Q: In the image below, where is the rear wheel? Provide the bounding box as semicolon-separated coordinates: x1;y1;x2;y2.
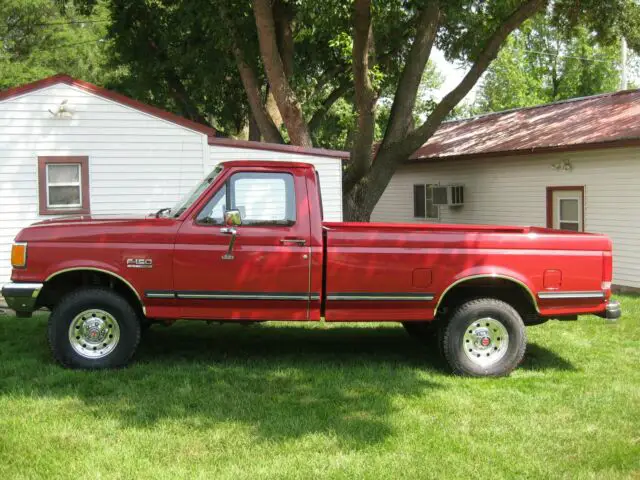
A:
442;298;526;377
48;288;141;369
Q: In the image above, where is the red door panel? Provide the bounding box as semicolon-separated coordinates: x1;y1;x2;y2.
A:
172;168;313;321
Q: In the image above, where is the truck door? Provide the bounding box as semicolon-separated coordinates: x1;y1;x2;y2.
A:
172;167;313;321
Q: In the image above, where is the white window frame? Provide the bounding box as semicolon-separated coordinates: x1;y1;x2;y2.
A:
46;163;83;209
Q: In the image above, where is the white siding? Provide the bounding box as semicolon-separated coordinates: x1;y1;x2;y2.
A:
0;83;206;286
372;147;640;289
208;145;343;222
0;81;344;287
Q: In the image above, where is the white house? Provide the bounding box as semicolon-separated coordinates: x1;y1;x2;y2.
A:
372;90;640;290
0;74;346;287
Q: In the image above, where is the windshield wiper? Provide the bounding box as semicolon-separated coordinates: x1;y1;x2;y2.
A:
172;207;187;218
154;207;171;218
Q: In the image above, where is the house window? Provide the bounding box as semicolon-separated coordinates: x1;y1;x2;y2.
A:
413;184;439;219
546;186;584;232
38;156;90;215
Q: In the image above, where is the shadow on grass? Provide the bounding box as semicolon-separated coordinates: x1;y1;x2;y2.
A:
520;342;577;372
0;316;443;447
0;315;575;447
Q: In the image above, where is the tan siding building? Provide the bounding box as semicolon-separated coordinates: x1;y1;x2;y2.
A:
372;91;640;290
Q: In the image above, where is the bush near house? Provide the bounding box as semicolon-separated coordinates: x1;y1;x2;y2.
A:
0;296;638;479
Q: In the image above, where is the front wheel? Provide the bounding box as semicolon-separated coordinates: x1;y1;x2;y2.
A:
442;298;526;377
48;288;141;369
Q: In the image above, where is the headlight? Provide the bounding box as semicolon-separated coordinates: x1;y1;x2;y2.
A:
11;242;27;268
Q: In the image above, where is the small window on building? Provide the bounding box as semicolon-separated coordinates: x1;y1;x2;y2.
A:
413;184;439;219
559;198;580;231
38;157;90;215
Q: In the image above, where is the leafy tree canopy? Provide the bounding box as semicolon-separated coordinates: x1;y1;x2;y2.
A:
476;12;634;113
3;0;640;220
0;0;112;89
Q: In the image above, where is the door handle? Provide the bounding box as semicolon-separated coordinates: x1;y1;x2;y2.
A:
280;238;306;246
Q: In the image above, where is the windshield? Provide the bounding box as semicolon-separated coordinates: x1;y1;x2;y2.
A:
169;165;224;218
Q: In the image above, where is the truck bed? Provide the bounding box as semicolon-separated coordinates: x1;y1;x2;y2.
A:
322;222;611;321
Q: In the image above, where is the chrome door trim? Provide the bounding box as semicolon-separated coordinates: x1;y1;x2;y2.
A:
538;291;605;300
327;293;435;301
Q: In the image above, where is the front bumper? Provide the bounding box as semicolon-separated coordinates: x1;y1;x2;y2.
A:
1;282;43;317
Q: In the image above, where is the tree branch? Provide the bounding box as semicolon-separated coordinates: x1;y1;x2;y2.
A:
382;1;440;146
164;70;212;127
388;0;547;162
344;0;377;194
253;0;312;146
147;39;211;127
308;81;351;134
273;0;294;79
233;45;284;144
343;0;547;219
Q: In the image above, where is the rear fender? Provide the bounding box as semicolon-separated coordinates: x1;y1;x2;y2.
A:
436;266;539;314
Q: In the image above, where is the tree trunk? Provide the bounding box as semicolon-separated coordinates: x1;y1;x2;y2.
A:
233;45;284;144
343;0;547;221
248;113;261;141
253;0;313;147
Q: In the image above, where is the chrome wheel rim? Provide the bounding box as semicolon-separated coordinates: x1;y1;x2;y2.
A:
68;309;120;359
462;317;509;367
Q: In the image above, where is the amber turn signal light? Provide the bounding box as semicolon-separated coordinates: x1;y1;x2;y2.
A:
11;243;27;268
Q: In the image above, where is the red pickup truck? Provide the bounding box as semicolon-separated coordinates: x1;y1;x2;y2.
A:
3;161;620;376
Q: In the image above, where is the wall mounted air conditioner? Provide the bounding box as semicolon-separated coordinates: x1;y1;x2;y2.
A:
433;185;464;206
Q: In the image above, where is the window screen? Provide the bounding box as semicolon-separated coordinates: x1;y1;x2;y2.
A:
47;164;82;208
559;198;580;231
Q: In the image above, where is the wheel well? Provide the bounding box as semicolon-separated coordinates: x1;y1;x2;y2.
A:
437;277;538;322
38;270;144;317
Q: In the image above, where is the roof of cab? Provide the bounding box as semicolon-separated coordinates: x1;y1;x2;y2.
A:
219;160;317;169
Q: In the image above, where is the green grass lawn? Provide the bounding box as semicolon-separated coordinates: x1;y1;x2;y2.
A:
1;297;639;479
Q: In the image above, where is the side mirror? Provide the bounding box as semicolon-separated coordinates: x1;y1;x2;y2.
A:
224;209;242;227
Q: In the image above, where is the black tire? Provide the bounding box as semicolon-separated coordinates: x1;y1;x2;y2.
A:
48;287;141;369
442;298;526;377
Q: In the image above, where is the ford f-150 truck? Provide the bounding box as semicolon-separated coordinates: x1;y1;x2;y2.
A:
2;161;621;376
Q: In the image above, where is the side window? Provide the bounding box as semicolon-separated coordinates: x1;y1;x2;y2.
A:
196;185;227;224
196;172;295;226
230;172;295;225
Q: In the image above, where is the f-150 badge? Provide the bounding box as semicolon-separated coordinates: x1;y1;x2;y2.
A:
126;258;153;269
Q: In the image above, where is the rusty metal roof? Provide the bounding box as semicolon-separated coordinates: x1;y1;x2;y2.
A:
412;89;640;160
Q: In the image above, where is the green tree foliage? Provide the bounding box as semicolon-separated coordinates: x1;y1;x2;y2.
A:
478;14;625;112
0;0;112;89
4;1;640;220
